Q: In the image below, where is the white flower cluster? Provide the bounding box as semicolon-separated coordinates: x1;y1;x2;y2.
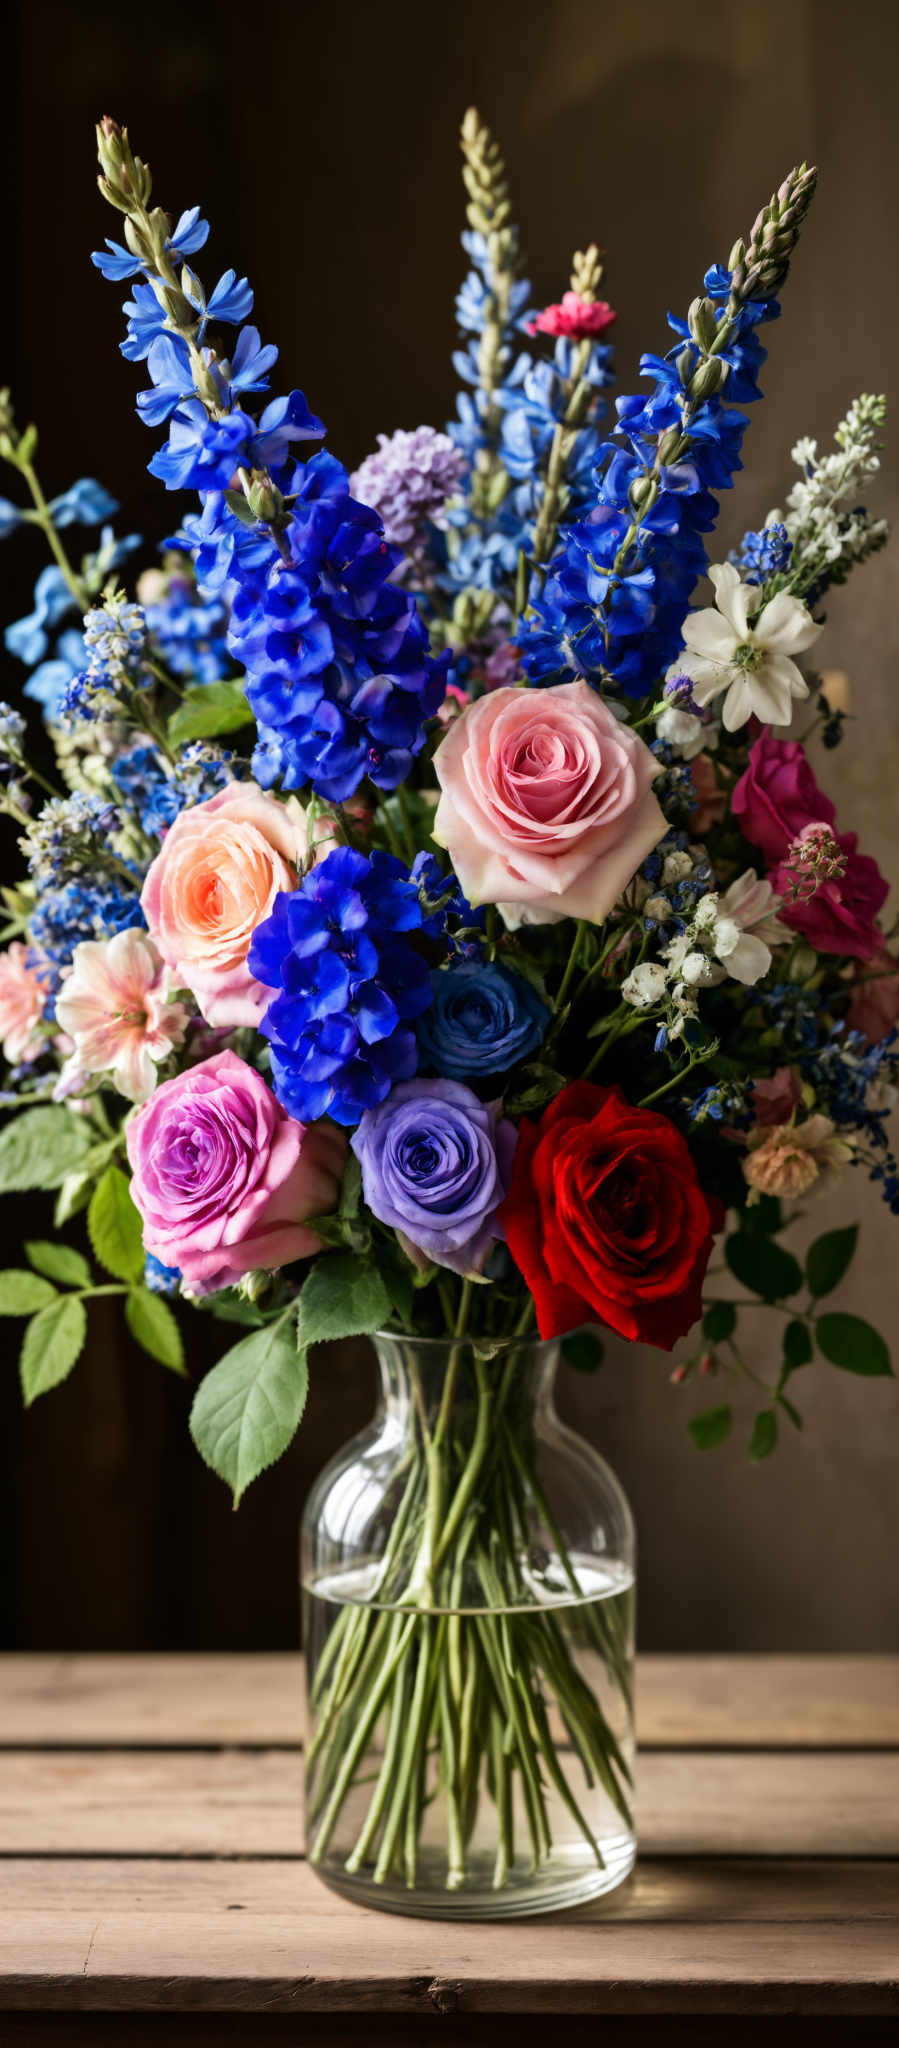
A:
771;393;890;586
622;870;789;1036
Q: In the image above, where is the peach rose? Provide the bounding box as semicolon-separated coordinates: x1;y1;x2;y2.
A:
743;1115;853;1200
432;681;666;924
0;944;47;1063
141;784;307;1027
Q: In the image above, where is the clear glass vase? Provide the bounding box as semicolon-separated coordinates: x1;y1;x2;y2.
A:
301;1329;636;1919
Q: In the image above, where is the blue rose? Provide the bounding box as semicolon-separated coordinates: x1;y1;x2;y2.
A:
416;961;549;1083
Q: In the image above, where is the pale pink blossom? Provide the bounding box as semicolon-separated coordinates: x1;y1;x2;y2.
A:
847;941;899;1047
55;930;190;1103
690;752;728;835
0;944;47;1063
743;1115;854;1200
432;680;666;926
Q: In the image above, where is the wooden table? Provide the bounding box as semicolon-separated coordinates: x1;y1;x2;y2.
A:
0;1654;897;2043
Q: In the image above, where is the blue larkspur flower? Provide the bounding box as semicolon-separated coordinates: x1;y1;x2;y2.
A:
145;1255;181;1295
247;847;436;1125
416;961;549;1083
518;254;794;698
729;520;793;584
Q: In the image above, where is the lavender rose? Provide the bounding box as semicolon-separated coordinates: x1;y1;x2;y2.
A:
126;1049;346;1295
350;1078;516;1276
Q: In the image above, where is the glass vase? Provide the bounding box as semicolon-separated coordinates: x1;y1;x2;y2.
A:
301;1328;636;1919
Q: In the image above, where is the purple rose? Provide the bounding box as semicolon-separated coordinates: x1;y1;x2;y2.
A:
351;1078;516;1276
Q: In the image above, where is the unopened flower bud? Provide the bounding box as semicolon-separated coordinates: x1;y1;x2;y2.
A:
699;1352;716;1375
670;1363;687;1385
688;359;727;404
687;296;720;352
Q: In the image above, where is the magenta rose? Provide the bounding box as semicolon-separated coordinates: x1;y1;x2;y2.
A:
432;680;666;924
733;734;887;961
125;1050;346;1294
732;732;836;862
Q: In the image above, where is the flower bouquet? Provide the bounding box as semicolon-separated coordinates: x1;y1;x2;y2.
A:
0;110;894;1916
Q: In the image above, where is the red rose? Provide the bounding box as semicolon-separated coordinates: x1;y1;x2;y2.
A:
500;1081;721;1349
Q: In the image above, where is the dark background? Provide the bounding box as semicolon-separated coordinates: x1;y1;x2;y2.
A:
2;0;897;1652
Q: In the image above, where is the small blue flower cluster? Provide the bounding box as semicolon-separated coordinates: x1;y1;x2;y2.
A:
729;520;793;584
145;1254;181;1296
3;488;141;720
142;567;231;685
229;453;448;802
518;263;783;697
761;984;899;1209
247;846;437;1125
111;738;243;839
29;876;145;1002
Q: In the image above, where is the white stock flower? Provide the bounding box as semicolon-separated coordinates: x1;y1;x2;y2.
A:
670;562;822;732
621;961;668;1009
655;705;706;759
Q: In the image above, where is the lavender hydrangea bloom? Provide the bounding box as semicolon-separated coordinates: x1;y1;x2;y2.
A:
351;1077;517;1276
351;427;465;553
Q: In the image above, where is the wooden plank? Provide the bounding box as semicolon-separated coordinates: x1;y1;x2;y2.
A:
0;1855;896;1925
0;1908;896;2016
0;1657;303;1749
1;1749;898;1858
2;1655;897;1751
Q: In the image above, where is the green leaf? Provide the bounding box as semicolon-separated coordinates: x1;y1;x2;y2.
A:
0;1106;94;1193
381;1260;414;1328
25;1241;91;1288
815;1313;893;1378
740;1194;783;1237
189;1321;308;1504
125;1288;185;1375
805;1224;859;1300
748;1409;778;1462
688;1404;733;1451
88;1167;145;1284
54;1169;96;1229
702;1300;736;1343
167;678;254;748
778;1394;803;1430
561;1329;605;1373
725;1233;802;1302
0;1270;59;1315
296;1252;392;1351
782;1319;814;1373
338;1154;363;1221
19;1296;87;1405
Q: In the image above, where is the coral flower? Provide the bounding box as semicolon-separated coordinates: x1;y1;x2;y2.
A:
527;293;617;342
55;930;189;1103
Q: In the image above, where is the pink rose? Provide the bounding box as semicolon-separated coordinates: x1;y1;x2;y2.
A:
732;733;835;863
126;1050;346;1294
733;734;887;961
847;942;899;1046
750;1066;802;1126
0;944;47;1063
432;681;666;924
141;783;307;1027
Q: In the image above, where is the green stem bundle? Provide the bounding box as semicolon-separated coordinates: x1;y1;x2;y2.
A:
305;1358;633;1896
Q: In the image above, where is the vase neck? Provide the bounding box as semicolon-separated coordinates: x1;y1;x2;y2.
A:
372;1330;560;1436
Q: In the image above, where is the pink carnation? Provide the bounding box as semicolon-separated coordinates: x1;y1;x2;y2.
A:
141;783;307;1028
527;293;617;342
126;1050;346;1295
432;681;666;925
0;944;46;1064
733;733;887;960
